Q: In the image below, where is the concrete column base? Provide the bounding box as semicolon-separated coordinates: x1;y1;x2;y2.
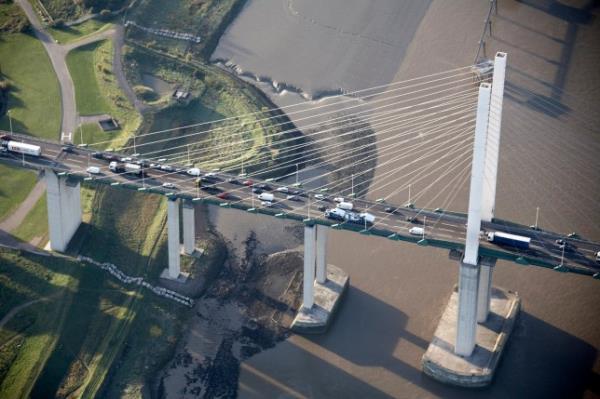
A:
422;285;520;388
160;268;189;283
291;264;349;334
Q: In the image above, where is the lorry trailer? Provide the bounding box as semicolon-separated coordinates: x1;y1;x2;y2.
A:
3;140;42;157
486;231;531;250
109;161;142;176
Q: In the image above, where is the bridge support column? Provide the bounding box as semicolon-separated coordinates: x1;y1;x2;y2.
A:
302;225;316;309
166;198;181;279
481;52;507;222
456;82;491;356
45;169;81;252
315;224;328;284
182;200;195;255
476;258;496;323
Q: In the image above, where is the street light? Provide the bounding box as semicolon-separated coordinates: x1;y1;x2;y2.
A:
7;110;12;134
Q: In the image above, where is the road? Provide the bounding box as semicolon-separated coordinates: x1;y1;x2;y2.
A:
1;133;599;277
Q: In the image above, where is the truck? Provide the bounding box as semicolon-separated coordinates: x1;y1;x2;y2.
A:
109;161;142;176
258;192;274;202
359;212;375;225
5;141;42;157
325;207;346;221
486;232;531;250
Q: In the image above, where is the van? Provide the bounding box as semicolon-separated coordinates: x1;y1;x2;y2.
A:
337;201;353;210
86;166;101;175
333;197;344;203
258;193;274;202
409;227;424;236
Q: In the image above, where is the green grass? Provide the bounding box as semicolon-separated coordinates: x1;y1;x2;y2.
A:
12;194;47;244
73;122;115;148
67;39;141;149
0;163;37;222
66;40;111;116
0;33;61;140
49;19;112;44
0;2;30;33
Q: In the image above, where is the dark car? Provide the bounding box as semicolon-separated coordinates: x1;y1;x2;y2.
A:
61;144;74;153
317;205;327;212
555;239;576;252
92;152;104;159
258;183;272;191
243;180;254;186
227;178;241;185
406;216;421;224
252;188;262;194
384;207;398;214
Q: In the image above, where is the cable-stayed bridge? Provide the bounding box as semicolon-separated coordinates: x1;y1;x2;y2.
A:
1;51;599;385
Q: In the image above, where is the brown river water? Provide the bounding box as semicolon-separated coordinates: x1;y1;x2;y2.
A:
205;1;600;397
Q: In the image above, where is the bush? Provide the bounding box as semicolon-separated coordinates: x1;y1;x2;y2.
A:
49;18;65;28
0;79;11;92
98;9;111;20
133;85;159;102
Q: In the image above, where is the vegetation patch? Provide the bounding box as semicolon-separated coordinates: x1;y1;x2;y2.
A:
0;163;37;222
49;18;112;44
67;39;141;148
0;33;61;139
38;0;126;22
11;193;47;245
0;1;30;33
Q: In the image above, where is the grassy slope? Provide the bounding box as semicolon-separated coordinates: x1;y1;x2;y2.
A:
11;194;47;244
67;40;111;115
67;39;141;149
0;33;61;139
49;19;111;44
0;163;37;222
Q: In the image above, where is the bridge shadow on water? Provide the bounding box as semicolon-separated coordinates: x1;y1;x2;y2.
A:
241;285;598;398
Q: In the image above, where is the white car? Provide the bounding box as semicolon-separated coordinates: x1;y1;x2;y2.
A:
187;168;201;176
409;227;424;236
157;158;167;163
162;182;177;189
276;186;289;193
333;197;344;203
204;172;217;178
86;166;101;174
314;194;326;200
160;165;174;172
261;201;273;207
121;157;132;162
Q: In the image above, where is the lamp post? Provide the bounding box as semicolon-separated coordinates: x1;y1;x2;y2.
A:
7;110;12;134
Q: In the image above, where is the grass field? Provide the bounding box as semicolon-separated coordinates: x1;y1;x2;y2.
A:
11;194;47;244
49;19;112;44
0;163;37;222
0;33;61;140
67;39;141;149
66;40;111;115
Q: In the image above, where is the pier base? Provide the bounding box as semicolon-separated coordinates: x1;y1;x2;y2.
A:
291;264;348;334
422;285;520;387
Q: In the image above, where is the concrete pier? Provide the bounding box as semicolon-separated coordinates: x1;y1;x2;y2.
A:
302;225;316;309
165;198;181;279
45;169;81;252
422;285;520;387
315;224;328;284
477;258;496;323
291;264;349;334
182;200;195;255
456;262;480;355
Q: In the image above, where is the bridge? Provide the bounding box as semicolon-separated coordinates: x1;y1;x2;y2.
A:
1;52;599;386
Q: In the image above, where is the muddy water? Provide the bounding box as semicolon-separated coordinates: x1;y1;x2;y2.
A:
219;1;600;398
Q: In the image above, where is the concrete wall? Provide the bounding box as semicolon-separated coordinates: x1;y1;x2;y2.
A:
46;170;82;252
167;198;181;279
182;201;195;255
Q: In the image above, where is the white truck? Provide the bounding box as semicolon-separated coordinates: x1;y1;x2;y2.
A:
109;161;142;176
6;141;42;157
187;168;201;176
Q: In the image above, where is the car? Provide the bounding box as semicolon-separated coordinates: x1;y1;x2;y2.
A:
61;144;74;153
596;251;600;262
86;166;101;174
317;205;327;212
92;152;103;159
406;216;421;224
258;183;272;191
314;194;326;201
555;239;576;252
434;207;444;213
276;186;289;193
121;157;133;162
261;201;273;207
157;158;167;163
160;165;174;172
187;168;201;176
162;182;177;189
286;195;301;201
252;187;262;194
243;180;254;186
384;207;397;214
227;178;241;185
333;197;344;203
217;192;230;200
567;232;580;239
409;227;425;236
204;172;218;178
